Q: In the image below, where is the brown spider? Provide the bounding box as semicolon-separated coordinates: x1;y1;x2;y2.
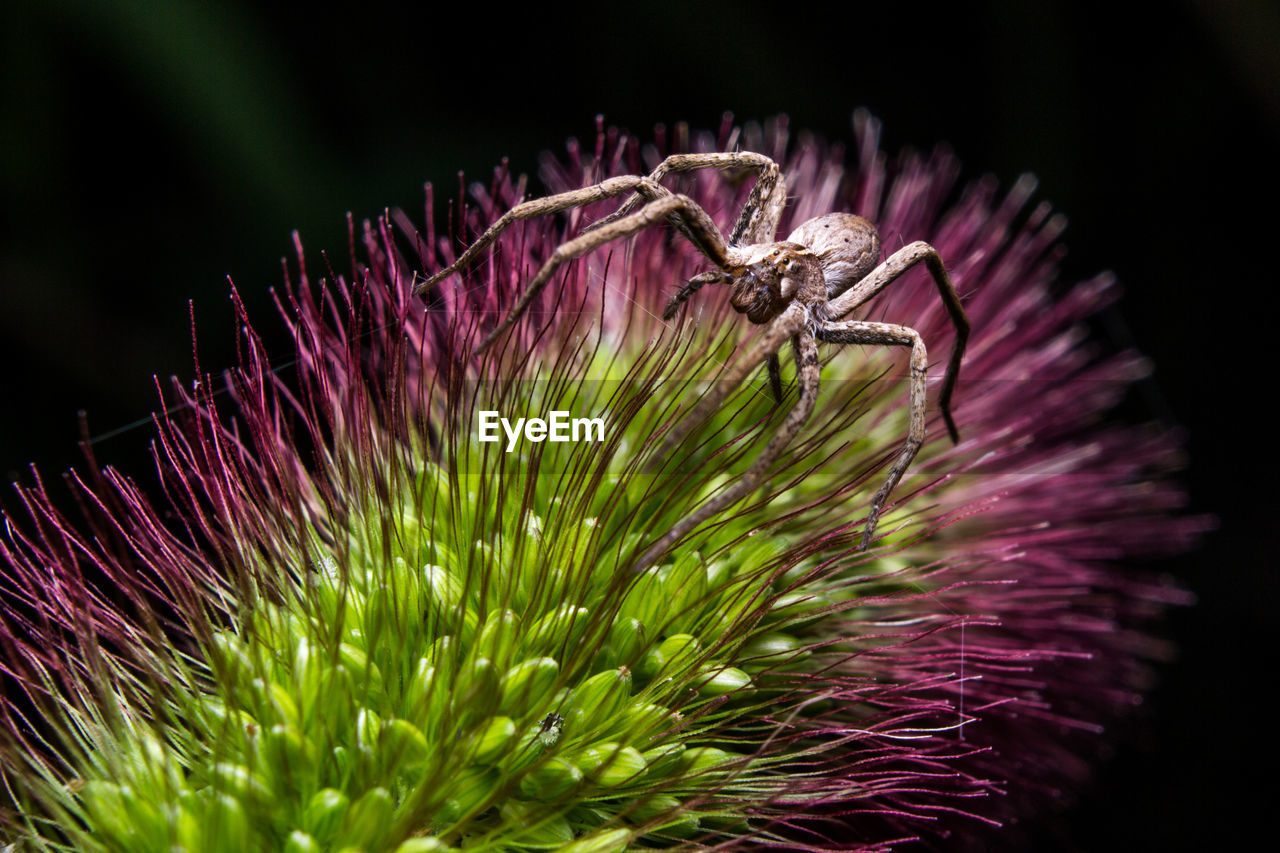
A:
419;152;969;573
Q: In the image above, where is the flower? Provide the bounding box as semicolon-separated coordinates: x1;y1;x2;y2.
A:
0;113;1205;851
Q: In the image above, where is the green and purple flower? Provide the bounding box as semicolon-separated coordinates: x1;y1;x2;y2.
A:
0;114;1205;851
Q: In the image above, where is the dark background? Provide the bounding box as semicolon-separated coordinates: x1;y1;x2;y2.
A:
2;0;1274;849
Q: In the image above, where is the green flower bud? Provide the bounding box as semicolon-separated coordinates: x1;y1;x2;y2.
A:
212;761;273;809
436;767;498;824
338;643;384;695
618;568;665;628
618;702;678;741
468;715;517;765
421;564;468;632
660;550;709;633
380;718;430;773
639;742;684;768
302;788;349;843
571;743;647;788
498;799;574;847
425;634;457;677
605;617;646;668
284;829;321;853
772;590;835;622
78;781;138;847
525;606;589;653
556;827;632;853
292;637;324;728
499;656;560;714
628;794;681;822
403;658;443;724
635;645;665;682
392;837;453;853
261;724;317;795
330;746;353;789
251;677;301;728
653;633;700;679
679;747;738;778
565;667;631;735
210;631;257;688
365;584;414;675
697;665;751;696
455;656;500;723
740;631;803;662
206;791;250;852
356;707;384;751
124;730;182;793
518;756;583;800
338;786;393;850
475;608;519;664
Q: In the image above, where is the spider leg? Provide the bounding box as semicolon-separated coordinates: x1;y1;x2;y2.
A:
630;326;820;574
475;193;732;354
766;353;784;403
827;242;969;443
661;268;788;404
588;152;787;245
419;175;669;292
649;301;808;468
815;319;929;549
645;297;803;484
662;270;731;321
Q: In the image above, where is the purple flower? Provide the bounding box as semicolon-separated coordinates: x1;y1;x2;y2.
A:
0;113;1206;851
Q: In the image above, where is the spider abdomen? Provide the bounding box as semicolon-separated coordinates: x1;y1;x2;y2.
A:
787;213;881;298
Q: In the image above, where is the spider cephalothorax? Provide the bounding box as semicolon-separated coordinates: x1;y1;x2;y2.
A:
727;243;824;324
420;150;969;573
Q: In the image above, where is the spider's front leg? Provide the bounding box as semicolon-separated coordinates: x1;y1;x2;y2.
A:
474;193;732;354
815;319;929;548
419;175;671;294
632;305;811;573
588;152;787;246
661;269;787;404
662;270;731;321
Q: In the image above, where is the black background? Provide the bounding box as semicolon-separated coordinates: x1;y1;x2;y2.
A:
2;0;1274;849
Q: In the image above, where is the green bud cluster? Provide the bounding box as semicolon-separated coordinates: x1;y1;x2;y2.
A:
25;310;888;853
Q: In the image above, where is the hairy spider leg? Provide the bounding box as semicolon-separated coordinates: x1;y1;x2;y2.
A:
631;312;819;574
828;241;969;443
767;350;785;403
587;152;787;246
596;152;794;402
815;320;929;548
473;193;733;354
419;175;672;292
646;299;812;479
661;270;731;321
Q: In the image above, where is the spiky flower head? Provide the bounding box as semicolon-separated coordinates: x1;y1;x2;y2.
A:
0;113;1205;851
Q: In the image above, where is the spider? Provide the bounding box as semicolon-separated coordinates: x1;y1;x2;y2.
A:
419;151;969;574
